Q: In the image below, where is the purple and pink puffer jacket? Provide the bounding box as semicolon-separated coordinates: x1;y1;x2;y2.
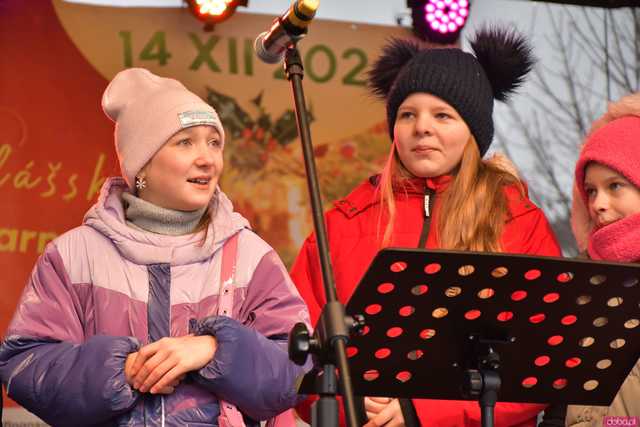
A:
0;177;311;427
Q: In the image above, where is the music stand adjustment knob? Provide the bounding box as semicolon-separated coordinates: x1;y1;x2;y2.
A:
289;322;312;366
463;369;483;398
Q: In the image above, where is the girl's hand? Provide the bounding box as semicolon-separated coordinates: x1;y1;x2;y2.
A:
363;397;406;427
129;335;217;394
125;351;183;394
125;352;137;386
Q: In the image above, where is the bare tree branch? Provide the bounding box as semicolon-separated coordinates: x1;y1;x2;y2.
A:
497;6;637;253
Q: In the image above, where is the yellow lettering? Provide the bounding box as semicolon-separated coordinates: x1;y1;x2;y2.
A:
63;174;78;201
0;144;13;187
13;160;42;189
86;153;107;201
40;162;62;198
37;232;57;253
19;229;37;253
0;173;10;187
0;228;18;252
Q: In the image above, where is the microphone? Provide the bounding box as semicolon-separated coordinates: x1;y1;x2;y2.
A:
254;0;319;64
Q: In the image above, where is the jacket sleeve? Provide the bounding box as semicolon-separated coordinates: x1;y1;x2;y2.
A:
289;234;335;424
0;243;140;427
290;231;379;426
503;193;563;257
412;400;545;427
289;233;325;325
192;249;311;421
290;236;376;426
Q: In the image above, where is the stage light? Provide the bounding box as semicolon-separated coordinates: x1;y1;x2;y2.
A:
407;0;470;44
185;0;248;30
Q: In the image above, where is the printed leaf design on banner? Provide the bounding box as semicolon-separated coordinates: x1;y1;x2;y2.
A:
271;106;315;146
205;85;389;266
206;86;314;148
205;86;315;176
205;86;252;140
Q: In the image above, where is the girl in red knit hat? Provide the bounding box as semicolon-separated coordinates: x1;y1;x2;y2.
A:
565;92;640;426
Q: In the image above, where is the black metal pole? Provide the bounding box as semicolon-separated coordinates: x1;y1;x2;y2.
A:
480;370;500;427
284;46;359;427
285;47;336;304
463;339;503;427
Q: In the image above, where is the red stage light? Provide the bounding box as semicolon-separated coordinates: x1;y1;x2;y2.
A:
186;0;248;29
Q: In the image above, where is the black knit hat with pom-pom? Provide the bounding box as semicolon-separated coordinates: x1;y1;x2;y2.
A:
368;26;535;156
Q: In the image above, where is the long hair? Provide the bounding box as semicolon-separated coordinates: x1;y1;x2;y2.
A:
377;138;522;252
194;207;212;244
194;193;220;246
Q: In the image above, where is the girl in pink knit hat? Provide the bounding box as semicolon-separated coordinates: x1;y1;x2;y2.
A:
0;68;308;427
565;91;640;426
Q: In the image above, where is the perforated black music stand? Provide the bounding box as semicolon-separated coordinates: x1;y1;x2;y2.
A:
303;248;640;427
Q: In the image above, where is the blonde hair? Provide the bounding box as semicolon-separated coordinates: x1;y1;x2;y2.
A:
195;207;212;244
195;193;221;246
377;138;522;252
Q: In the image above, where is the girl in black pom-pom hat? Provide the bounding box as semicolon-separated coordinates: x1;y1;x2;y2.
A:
290;26;563;427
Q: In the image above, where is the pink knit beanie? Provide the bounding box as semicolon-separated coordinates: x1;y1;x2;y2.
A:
102;68;224;189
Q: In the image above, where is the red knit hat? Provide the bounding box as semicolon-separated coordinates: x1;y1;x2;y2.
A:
574;116;640;206
571;115;640;251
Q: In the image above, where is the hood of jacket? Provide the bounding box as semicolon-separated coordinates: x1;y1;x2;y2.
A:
83;177;250;266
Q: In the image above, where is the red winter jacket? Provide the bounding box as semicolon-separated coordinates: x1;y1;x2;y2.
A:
290;175;562;427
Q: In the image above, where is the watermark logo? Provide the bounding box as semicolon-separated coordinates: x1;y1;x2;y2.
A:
604;416;639;426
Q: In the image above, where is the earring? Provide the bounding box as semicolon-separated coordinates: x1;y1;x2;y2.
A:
135;176;147;190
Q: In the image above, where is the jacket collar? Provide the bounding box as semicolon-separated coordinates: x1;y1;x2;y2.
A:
336;174;536;222
335;174;453;218
83;177;249;266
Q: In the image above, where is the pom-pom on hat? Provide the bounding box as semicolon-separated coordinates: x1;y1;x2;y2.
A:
368;26;535;156
102;68;225;189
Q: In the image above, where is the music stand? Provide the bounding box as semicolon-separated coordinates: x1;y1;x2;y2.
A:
302;248;640;427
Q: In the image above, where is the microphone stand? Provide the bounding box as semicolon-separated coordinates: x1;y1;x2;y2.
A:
283;45;360;427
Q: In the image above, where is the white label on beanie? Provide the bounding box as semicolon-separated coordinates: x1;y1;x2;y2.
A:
178;110;217;128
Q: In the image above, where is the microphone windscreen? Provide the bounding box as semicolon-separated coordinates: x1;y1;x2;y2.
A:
254;32;284;64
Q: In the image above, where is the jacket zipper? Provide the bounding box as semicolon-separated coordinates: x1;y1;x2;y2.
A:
161;395;166;427
417;187;435;248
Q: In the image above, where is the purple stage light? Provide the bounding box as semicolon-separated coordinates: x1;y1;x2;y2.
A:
421;0;469;35
409;0;470;44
